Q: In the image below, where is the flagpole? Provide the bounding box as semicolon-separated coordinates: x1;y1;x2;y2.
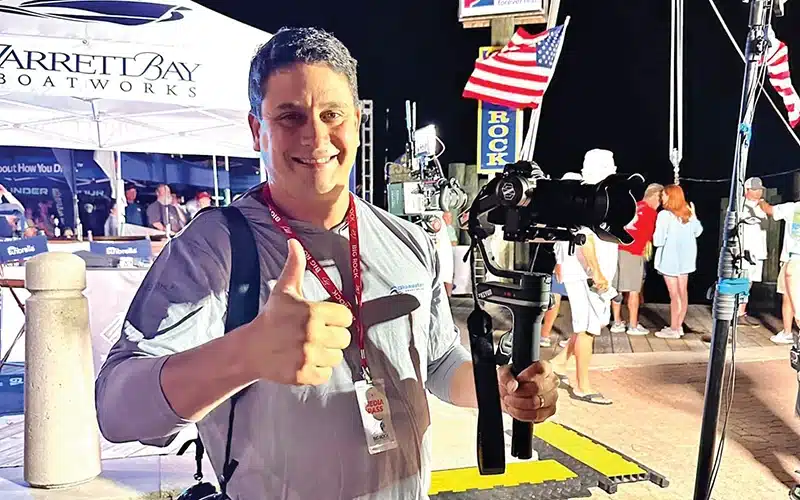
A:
520;14;570;162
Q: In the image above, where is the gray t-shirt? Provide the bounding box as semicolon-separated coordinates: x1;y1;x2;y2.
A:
146;201;186;232
95;187;471;500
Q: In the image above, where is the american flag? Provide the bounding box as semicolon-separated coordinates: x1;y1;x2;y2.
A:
766;37;800;128
462;22;568;109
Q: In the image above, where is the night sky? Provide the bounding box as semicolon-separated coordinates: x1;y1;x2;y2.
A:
198;0;800;302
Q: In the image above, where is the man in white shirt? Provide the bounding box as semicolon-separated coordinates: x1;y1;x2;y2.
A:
549;151;620;405
738;178;768;328
759;195;800;344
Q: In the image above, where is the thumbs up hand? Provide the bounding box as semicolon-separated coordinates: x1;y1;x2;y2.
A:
242;239;353;386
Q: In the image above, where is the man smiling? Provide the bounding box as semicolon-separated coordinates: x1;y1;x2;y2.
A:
95;27;559;499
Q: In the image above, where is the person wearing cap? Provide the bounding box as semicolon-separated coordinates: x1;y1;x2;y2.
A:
758;193;800;344
737;177;769;329
185;191;213;220
549;155;619;406
124;183;146;227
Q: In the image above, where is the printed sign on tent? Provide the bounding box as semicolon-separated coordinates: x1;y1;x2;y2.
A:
89;239;152;259
0;235;48;263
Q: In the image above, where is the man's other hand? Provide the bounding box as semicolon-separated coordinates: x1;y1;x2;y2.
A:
498;361;558;423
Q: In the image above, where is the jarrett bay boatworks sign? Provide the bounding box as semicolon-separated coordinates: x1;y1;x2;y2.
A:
0;39;201;104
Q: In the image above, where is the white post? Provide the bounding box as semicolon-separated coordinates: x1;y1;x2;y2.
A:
224;156;232;205
259;155;267;183
23;253;100;488
211;155;220;207
115;151;125;235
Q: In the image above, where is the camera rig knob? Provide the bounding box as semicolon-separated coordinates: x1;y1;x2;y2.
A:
496;176;533;207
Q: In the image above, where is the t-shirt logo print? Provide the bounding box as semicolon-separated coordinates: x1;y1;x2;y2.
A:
389;283;426;295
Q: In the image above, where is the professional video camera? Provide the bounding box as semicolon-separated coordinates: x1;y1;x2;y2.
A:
462;159;644;475
386;101;468;233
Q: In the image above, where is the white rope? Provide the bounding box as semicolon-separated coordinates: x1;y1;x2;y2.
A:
669;0;684;185
707;0;800;150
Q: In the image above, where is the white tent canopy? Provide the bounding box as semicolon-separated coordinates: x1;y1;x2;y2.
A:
0;0;271;158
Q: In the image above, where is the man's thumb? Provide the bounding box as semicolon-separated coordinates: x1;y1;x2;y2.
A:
275;239;306;297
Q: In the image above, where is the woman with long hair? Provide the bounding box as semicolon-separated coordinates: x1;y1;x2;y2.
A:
652;184;703;339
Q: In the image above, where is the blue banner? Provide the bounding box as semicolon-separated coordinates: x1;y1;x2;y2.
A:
89;239;152;259
0;147;106;181
476;46;525;174
229;160;262;194
121;153;231;190
0;236;48;263
5;177;111;199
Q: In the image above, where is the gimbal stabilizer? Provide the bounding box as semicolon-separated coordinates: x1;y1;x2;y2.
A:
461;160;644;475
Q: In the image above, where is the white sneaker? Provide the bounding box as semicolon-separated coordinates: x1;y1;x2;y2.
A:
626;324;649;336
770;331;794;345
610;321;626;333
655;327;681;339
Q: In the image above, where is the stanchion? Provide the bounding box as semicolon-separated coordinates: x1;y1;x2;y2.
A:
23;252;100;488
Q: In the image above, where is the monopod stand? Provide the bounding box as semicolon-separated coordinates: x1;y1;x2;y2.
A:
693;0;774;498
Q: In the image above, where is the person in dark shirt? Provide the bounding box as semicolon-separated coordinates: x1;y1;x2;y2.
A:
124;183;146;227
146;184;185;234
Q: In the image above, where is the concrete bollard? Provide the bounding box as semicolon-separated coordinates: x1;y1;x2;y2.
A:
23;252;101;488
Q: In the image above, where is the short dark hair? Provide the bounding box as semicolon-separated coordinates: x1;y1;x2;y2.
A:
248;27;359;118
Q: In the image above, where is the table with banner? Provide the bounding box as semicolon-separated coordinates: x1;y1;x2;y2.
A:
0;235;157;416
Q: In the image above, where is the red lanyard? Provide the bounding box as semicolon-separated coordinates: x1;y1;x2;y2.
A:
261;187;370;382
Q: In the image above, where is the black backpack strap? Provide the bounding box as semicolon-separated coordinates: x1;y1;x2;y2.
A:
178;205;259;498
217;206;260;496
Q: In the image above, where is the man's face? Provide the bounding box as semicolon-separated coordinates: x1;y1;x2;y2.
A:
157;185;170;201
125;188;137;202
745;188;763;201
645;192;662;210
198;197;211;208
248;63;361;198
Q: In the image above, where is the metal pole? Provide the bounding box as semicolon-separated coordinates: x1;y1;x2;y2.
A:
224;156;231;206
211;155;219;207
115;151;125;235
693;1;771;498
259;155;267;183
522;0;563;159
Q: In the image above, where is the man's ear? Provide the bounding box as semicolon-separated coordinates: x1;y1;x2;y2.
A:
248;113;262;152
